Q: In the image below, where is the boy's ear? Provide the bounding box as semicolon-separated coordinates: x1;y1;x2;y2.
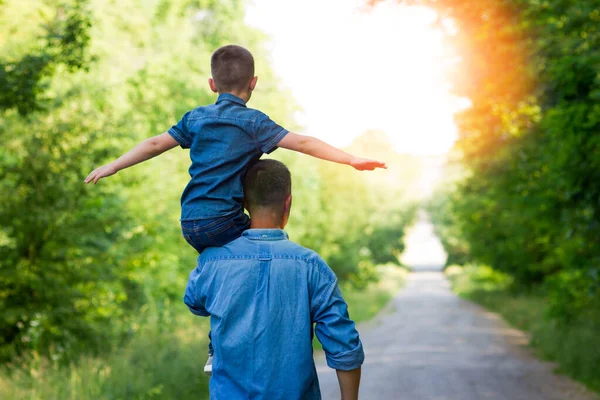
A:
249;76;258;91
208;78;218;93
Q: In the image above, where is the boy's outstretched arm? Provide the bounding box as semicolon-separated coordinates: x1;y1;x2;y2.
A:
85;132;179;184
277;132;386;171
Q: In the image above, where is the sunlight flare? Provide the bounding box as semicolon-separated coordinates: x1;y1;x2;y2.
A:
246;0;467;155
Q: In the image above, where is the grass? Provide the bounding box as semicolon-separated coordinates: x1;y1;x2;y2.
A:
341;264;407;323
446;264;600;393
0;301;211;400
0;265;407;400
313;264;407;350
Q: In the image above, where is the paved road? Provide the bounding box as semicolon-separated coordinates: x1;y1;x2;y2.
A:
315;216;597;400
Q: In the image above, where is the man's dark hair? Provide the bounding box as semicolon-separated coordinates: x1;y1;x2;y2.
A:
211;45;255;93
243;160;291;213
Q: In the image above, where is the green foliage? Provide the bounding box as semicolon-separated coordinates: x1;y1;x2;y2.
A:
412;0;600;324
0;0;91;114
427;186;471;267
0;0;299;361
0;302;211;400
340;264;407;323
408;0;600;388
0;0;415;373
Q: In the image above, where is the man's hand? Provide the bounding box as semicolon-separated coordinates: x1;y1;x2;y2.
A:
350;157;387;171
85;163;117;184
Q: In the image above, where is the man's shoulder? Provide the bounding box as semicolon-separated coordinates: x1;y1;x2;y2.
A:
199;236;329;266
253;238;320;262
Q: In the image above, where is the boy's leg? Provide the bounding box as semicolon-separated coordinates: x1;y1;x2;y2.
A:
180;212;250;376
180;212;250;252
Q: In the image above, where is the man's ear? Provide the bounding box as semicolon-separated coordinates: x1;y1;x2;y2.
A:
249;76;258;91
284;194;292;214
208;78;218;93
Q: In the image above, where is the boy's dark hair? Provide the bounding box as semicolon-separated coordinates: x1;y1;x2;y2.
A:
211;45;255;93
243;160;291;212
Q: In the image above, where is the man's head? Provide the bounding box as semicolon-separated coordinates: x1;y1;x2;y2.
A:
209;45;257;98
243;159;292;228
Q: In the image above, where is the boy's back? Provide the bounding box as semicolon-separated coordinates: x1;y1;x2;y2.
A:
168;93;288;221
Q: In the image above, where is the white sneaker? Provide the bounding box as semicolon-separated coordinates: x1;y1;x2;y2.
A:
204;355;213;376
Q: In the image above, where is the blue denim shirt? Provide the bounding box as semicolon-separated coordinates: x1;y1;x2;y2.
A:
184;229;365;400
168;94;289;221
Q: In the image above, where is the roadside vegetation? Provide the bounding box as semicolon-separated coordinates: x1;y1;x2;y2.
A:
417;0;600;392
446;265;600;392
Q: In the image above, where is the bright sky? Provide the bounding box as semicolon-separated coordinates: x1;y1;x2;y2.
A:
246;0;468;156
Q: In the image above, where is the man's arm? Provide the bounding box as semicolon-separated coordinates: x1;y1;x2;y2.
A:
337;367;361;400
277;132;386;171
84;132;179;184
183;266;210;317
311;264;364;399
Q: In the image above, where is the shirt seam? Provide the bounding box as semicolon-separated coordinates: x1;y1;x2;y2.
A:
201;254;319;262
192;265;204;307
185;115;257;123
261;128;289;153
251;112;263;152
311;272;337;315
168;127;191;148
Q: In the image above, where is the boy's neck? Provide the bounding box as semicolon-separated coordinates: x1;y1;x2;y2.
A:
220;90;251;103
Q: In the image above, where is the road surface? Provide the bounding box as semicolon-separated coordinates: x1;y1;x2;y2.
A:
315;215;597;400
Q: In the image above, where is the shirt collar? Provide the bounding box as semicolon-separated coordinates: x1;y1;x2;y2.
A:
216;93;247;106
242;229;289;241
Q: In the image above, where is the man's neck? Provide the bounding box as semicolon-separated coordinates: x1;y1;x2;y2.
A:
249;210;285;230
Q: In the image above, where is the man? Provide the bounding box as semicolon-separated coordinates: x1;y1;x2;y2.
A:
184;159;364;399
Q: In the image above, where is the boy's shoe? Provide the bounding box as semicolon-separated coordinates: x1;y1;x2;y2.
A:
204;355;213;376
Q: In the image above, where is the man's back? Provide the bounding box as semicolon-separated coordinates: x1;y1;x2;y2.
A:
184;229;364;400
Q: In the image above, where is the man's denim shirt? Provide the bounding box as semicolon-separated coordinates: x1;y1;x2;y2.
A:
168;94;288;221
184;229;365;400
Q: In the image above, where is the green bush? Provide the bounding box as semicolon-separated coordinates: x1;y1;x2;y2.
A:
419;0;600;322
0;301;210;400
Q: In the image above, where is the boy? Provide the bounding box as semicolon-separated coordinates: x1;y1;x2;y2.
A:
85;44;385;372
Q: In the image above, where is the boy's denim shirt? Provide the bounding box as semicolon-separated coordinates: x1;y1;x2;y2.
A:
184;229;365;400
168;93;289;221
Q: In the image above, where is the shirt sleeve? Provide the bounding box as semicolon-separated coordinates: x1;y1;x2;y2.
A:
311;262;365;371
253;112;289;154
168;111;193;149
183;264;210;317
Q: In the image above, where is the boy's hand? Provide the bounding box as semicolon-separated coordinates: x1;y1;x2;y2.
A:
350;157;387;171
85;164;117;184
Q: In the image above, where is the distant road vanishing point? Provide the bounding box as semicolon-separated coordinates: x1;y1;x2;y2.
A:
316;213;597;400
